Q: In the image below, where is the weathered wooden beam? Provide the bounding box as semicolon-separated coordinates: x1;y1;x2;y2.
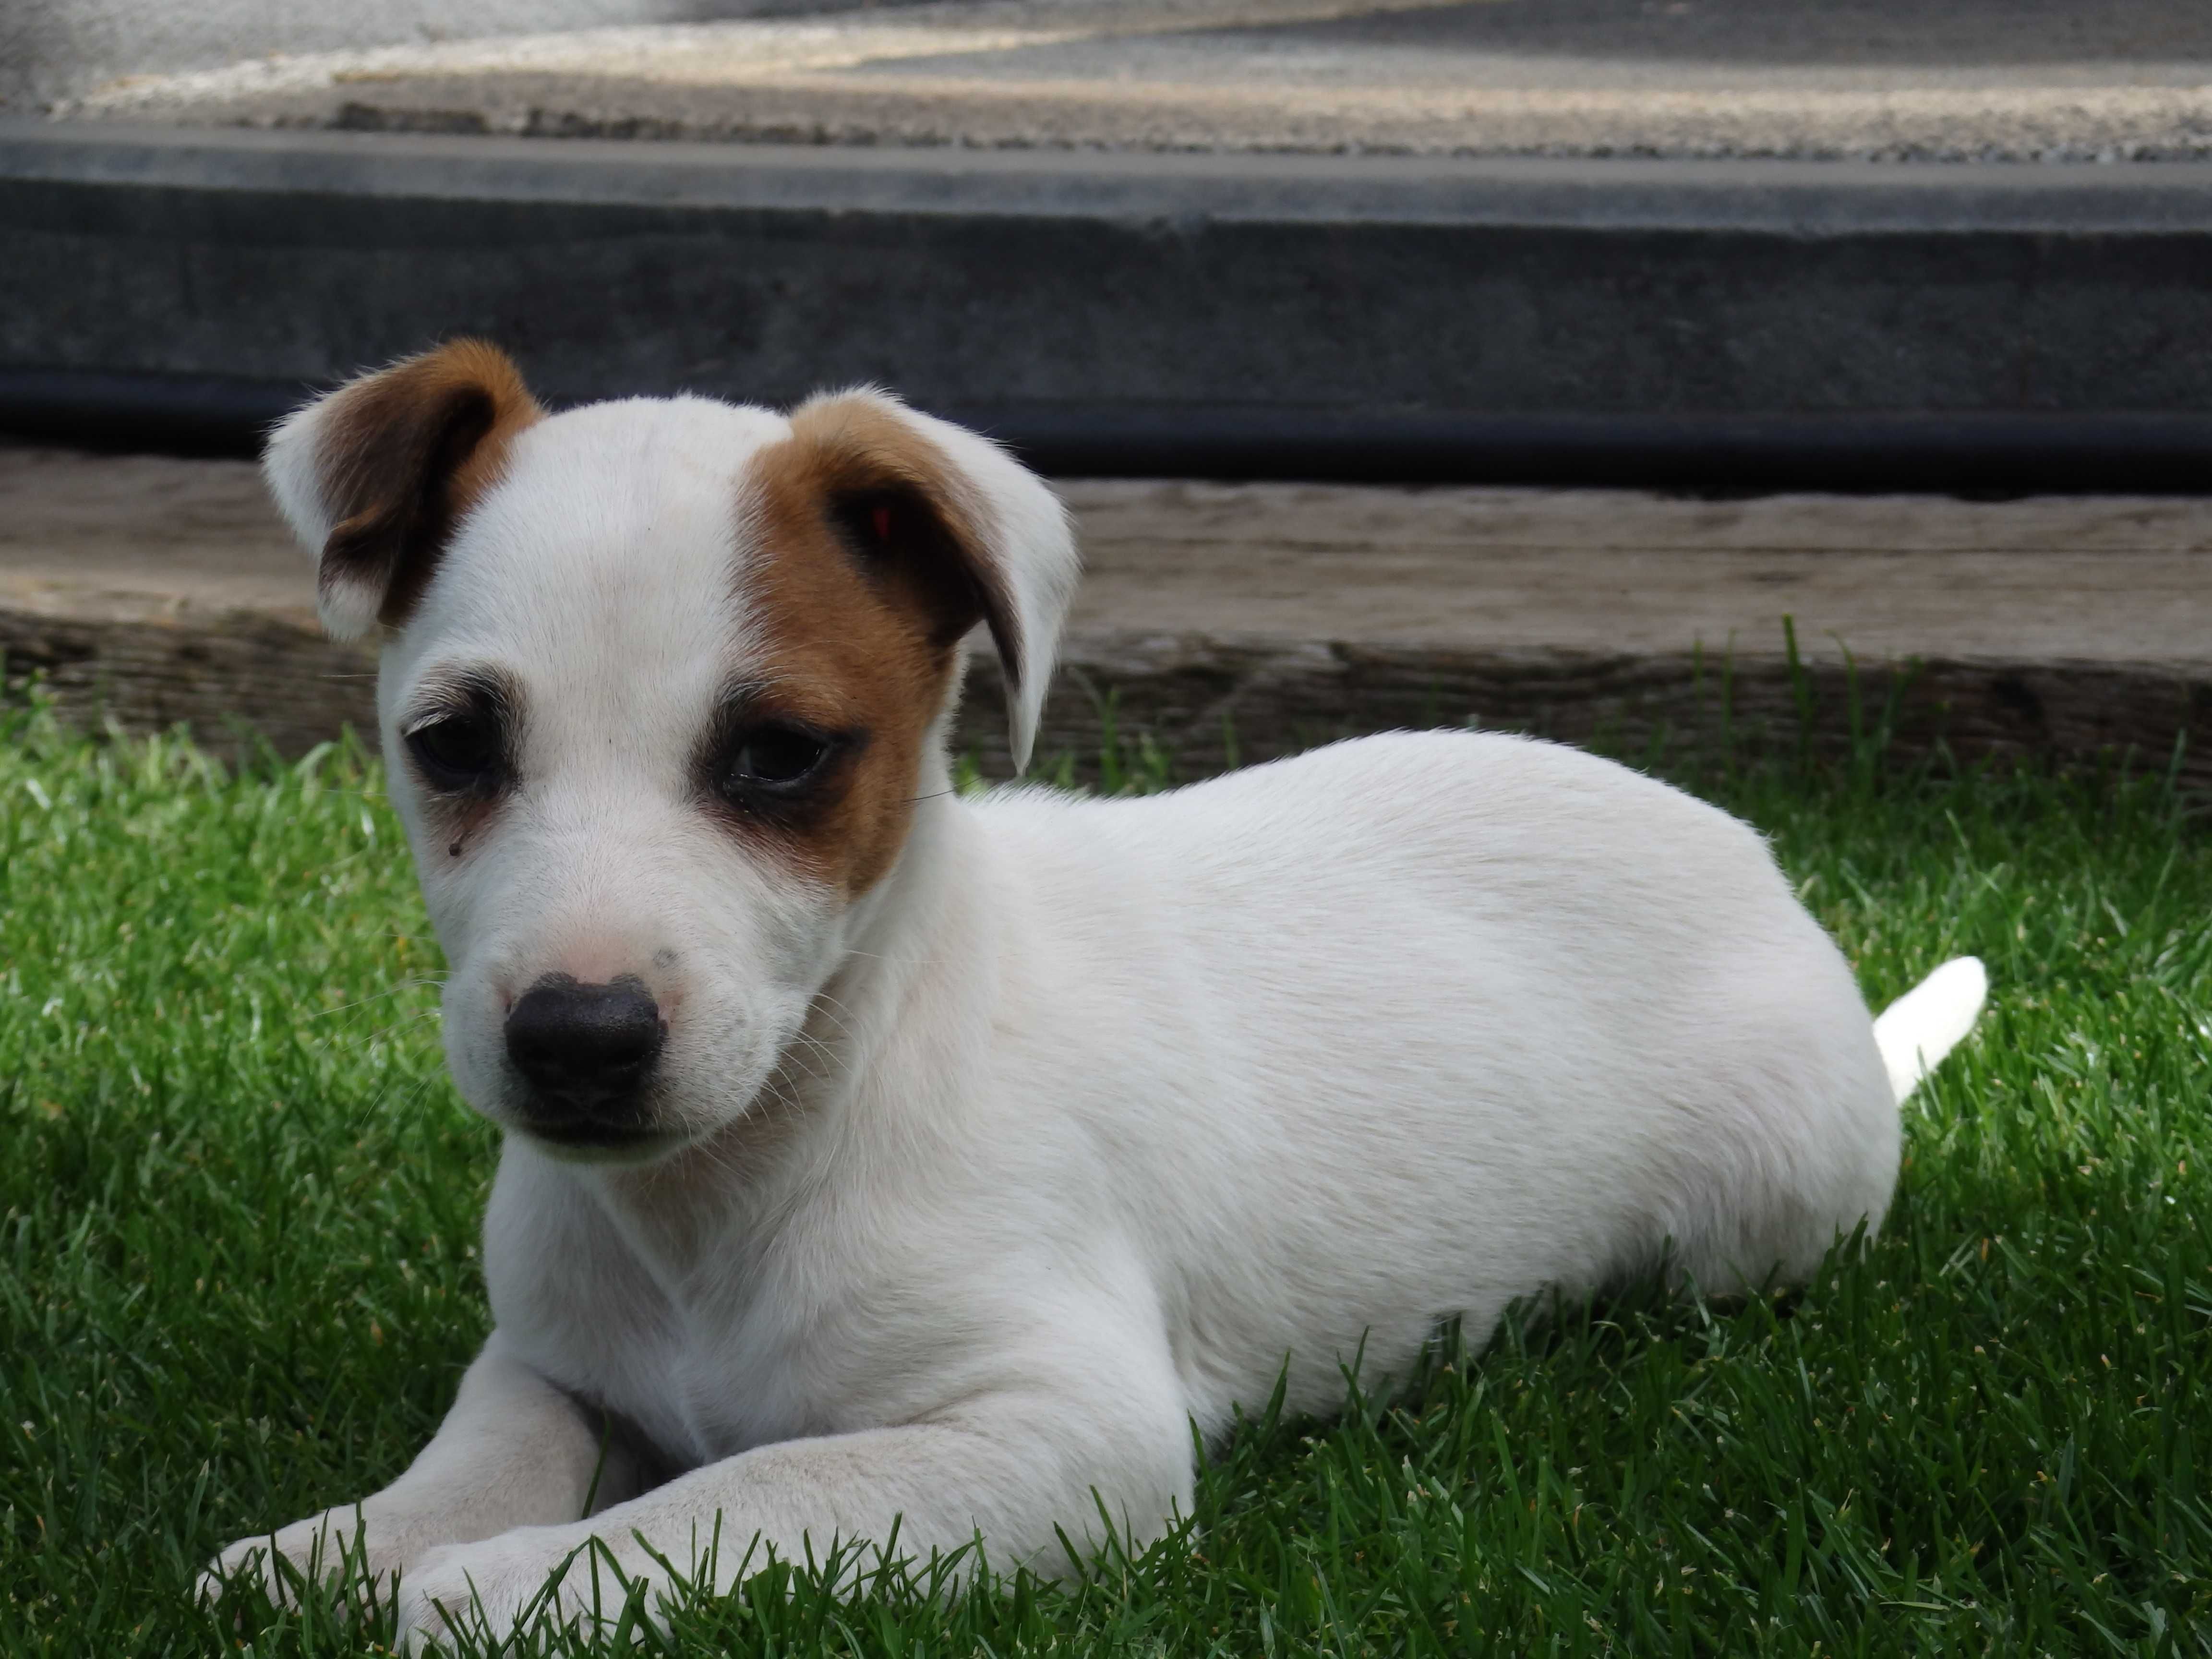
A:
6;601;2204;792
5;447;2208;783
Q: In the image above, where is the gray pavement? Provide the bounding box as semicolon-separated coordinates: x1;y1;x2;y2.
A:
3;0;890;112
42;0;2212;159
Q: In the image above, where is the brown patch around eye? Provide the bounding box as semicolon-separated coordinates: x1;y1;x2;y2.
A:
694;702;864;840
728;402;994;897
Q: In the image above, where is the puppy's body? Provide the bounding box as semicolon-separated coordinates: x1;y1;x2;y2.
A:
208;347;1983;1643
504;733;1893;1468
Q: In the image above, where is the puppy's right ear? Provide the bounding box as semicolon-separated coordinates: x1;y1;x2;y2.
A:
263;340;543;641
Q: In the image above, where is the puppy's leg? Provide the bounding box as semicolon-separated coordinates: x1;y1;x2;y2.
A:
203;1331;630;1606
393;1379;1191;1649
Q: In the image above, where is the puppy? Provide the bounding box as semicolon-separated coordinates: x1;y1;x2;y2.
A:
207;341;1986;1646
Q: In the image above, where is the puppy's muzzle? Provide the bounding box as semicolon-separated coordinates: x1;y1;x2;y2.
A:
503;973;666;1147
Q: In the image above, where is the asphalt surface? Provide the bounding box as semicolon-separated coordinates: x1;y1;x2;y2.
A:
4;0;887;111
45;0;2212;159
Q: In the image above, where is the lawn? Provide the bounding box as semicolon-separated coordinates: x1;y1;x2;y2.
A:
1;701;2207;1658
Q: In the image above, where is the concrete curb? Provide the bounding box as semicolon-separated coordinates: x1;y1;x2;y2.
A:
8;123;2212;486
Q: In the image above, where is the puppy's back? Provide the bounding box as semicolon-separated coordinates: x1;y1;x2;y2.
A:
973;732;1896;1433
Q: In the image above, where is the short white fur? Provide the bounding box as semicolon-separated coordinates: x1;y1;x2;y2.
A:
210;383;1986;1649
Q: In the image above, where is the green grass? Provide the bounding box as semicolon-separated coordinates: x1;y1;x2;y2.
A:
2;701;2209;1658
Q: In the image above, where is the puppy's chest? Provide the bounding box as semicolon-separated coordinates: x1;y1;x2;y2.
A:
487;1204;826;1471
577;1315;798;1472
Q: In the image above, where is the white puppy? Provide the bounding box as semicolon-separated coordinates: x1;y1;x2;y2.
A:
208;342;1986;1647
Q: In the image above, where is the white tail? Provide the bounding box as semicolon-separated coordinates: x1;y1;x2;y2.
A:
1872;956;1988;1102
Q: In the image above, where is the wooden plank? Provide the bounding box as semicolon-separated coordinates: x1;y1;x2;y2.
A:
4;445;2208;782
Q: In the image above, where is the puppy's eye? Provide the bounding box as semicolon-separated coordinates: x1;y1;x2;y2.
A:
725;725;831;793
406;712;503;791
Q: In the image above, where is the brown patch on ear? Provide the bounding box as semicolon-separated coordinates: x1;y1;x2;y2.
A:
787;396;1023;694
731;399;1001;897
314;339;543;630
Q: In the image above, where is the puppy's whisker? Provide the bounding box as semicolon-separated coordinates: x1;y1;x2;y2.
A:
326;1007;447;1056
835;949;947;969
808;998;859;1030
312;977;449;1020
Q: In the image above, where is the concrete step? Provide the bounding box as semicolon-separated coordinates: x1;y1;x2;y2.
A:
9;119;2212;492
5;444;2207;784
15;1;2212;487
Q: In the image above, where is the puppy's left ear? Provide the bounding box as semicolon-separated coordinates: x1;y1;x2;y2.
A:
263;340;544;641
787;391;1079;773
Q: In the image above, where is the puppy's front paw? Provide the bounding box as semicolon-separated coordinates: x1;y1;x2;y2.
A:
395;1530;659;1655
200;1506;410;1611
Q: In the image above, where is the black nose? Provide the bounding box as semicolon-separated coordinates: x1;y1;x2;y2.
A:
504;974;664;1136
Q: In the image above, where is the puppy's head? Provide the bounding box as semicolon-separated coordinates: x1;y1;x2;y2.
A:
266;342;1076;1160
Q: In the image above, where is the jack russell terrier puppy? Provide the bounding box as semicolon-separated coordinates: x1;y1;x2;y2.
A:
207;341;1986;1647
